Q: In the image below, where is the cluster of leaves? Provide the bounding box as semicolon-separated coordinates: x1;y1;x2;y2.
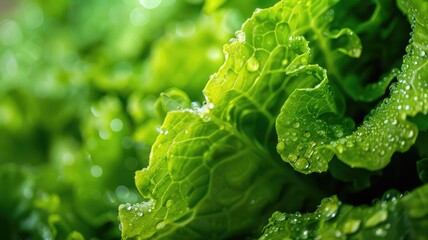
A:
1;0;276;238
1;0;427;239
117;0;428;239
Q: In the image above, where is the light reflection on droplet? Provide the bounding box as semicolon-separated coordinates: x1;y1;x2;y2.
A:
62;152;75;165
90;165;103;177
116;185;130;198
110;118;124;132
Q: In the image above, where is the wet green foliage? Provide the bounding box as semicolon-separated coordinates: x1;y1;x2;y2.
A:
1;0;427;239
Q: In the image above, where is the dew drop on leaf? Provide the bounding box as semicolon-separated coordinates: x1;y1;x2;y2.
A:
303;131;311;138
292;121;300;128
321;198;339;219
235;30;246;42
247;56;260;72
334;129;343;138
295;158;309;171
406;129;414;139
277;141;285;152
281;59;288;65
166;200;173;208
375;227;387;237
300;229;308;239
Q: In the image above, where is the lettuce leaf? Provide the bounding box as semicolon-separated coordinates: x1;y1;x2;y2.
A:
259;184;428;239
118;1;341;238
119;0;427;239
276;0;428;173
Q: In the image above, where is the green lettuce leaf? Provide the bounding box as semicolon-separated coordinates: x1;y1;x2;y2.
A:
326;0;410;102
119;0;428;238
259;184;428;239
324;0;428;169
276;0;428;173
118;1;339;238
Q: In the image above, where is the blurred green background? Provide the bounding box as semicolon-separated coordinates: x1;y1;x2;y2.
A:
0;0;276;239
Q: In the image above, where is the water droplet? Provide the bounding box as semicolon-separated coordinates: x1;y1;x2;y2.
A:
235;30;246;42
295;158;309;171
301;230;309;239
281;59;289;65
375;227;387;237
272;212;286;221
247;56;260;72
202;115;211;122
317;130;326;136
292;122;300;128
345;141;354;148
166;200;173;208
350;48;361;57
383;190;401;203
288;153;298;162
277;141;285;152
334;129;343;138
321;198;339;219
407;129;414;139
336;144;344;154
191;101;201;109
303;131;311;138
